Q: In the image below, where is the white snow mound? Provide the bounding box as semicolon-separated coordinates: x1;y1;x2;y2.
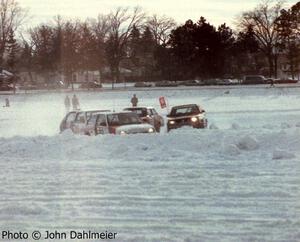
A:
237;135;259;151
231;123;241;130
209;123;219;129
281;122;292;129
223;144;241;156
272;149;296;160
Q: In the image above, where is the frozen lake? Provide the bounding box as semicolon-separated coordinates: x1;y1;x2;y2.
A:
0;86;300;241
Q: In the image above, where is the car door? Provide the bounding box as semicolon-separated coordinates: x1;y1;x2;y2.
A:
72;112;86;134
60;111;77;131
146;109;155;126
83;114;94;135
95;114;109;135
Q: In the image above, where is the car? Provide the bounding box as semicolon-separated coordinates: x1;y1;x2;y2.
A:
203;79;219;85
0;84;15;91
70;109;111;134
84;111;156;135
45;81;65;89
275;78;298;84
123;107;164;132
216;79;234;85
167;104;207;132
79;81;103;89
243;75;267;84
183;80;204;86
134;82;152;88
60;109;110;133
155;81;178;87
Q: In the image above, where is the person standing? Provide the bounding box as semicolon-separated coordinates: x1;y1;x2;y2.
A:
64;95;70;112
131;94;138;107
4;98;9;107
72;94;80;110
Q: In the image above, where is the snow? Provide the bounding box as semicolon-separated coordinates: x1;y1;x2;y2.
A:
1;86;300;242
236;135;259;151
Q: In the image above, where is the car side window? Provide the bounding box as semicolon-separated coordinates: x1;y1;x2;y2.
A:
86;112;93;122
96;115;107;126
66;113;76;122
151;109;158;115
147;109;153;116
87;115;97;125
76;113;85;123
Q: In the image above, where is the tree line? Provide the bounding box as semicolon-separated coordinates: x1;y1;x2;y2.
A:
1;0;300;86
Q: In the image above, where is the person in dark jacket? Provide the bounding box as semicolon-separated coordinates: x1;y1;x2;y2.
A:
64;95;70;112
131;94;138;107
72;94;80;110
4;98;9;107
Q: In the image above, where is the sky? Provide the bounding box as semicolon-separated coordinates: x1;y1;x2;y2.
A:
20;0;297;27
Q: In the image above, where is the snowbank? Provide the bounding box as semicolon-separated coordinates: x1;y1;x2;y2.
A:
236;135;259;151
273;149;296;160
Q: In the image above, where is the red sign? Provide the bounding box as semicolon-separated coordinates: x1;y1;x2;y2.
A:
159;96;167;109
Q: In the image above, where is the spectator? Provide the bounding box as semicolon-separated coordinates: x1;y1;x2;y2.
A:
72;94;80;110
64;95;70;112
4;98;9;107
131;94;138;107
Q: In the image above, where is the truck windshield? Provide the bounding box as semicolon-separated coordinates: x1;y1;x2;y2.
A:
125;108;147;117
170;105;200;117
107;113;142;126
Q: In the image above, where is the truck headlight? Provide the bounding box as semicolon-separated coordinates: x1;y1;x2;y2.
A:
148;128;154;133
191;117;198;122
169;120;175;125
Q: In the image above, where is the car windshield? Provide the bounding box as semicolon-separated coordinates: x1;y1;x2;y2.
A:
107;113;142;125
125;108;147;117
170;105;200;116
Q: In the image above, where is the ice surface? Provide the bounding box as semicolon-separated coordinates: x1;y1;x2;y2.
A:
273;149;296;160
1;86;300;242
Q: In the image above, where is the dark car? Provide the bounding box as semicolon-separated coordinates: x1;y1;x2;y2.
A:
80;81;102;89
275;78;298;84
123;107;164;132
243;75;267;84
167;104;207;132
134;82;152;88
155;81;178;87
60;109;110;133
184;80;205;86
0;84;16;91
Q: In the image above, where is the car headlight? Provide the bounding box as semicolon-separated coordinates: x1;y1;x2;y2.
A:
169;120;175;125
191;117;198;122
120;130;127;135
148;128;154;133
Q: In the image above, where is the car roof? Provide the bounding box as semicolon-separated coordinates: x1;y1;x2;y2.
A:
124;107;154;110
171;104;199;109
76;109;111;114
93;111;138;116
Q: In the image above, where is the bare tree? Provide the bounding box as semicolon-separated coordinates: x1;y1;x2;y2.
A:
238;0;283;77
89;14;110;81
106;6;145;87
0;0;27;65
146;14;176;45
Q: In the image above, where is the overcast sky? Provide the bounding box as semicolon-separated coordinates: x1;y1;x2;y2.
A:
20;0;297;27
